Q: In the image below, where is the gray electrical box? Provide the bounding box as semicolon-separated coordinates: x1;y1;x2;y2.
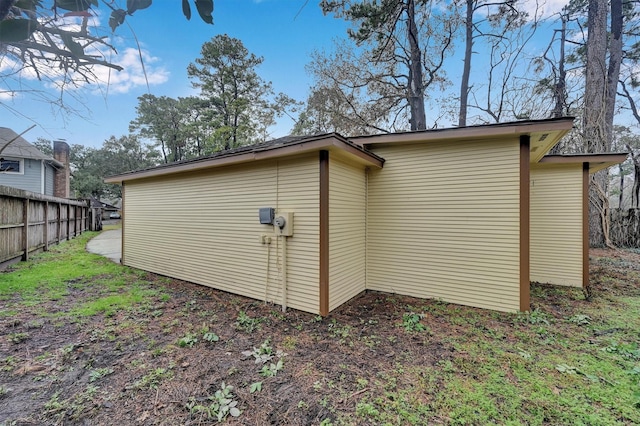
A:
259;207;275;224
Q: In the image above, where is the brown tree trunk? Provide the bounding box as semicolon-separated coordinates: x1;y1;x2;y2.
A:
406;0;426;130
458;0;473;127
584;0;610;247
619;164;624;208
605;0;623;141
550;17;567;119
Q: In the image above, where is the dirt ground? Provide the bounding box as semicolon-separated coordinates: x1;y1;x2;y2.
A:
0;248;639;425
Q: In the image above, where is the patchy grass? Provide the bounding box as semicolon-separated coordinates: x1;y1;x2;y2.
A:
0;240;639;425
102;222;122;231
0;233;123;304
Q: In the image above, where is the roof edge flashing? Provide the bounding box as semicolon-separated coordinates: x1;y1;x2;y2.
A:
104;134;383;184
538;152;629;173
349;117;575;146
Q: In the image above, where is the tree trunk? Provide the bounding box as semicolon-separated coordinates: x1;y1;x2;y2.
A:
584;0;609;247
458;0;473;127
619;164;624;208
406;0;426;130
633;154;640;208
606;0;623;145
550;16;567;119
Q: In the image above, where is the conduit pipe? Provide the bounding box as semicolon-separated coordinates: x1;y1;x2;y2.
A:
281;234;287;312
264;235;271;303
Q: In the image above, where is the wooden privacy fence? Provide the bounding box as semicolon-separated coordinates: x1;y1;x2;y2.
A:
610;208;640;248
0;185;101;268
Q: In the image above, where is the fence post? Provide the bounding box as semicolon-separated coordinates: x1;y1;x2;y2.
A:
44;201;49;251
57;202;62;243
21;199;29;261
66;204;71;240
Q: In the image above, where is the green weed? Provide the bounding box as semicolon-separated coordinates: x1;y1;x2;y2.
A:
235;311;263;333
134;367;173;389
260;359;284;377
7;332;29;344
401;312;427;332
178;333;198;348
186;382;241;422
89;367;114;382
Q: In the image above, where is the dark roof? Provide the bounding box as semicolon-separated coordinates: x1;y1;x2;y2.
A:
88;196;121;209
106;133;383;182
0;127;63;167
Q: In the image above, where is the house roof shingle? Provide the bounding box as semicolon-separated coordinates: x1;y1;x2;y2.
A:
0;127;63;167
105;133;384;183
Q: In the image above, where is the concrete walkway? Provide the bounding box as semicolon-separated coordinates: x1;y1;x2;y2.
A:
87;229;122;263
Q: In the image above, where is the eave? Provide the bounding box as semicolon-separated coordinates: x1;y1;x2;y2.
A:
349;117;575;163
105;134;384;184
539;153;629;173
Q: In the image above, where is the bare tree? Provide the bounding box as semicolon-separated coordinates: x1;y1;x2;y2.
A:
298;42;411;135
320;0;457;131
456;0;531;126
466;16;540;123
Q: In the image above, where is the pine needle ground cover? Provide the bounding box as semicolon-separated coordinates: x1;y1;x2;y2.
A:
1;233;639;425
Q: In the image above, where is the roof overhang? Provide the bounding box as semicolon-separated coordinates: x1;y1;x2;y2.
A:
349;117;575;163
105;134;384;184
538;153;629;173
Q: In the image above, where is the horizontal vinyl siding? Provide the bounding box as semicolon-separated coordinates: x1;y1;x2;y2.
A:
273;157;320;313
123;154;320;314
367;140;521;312
329;156;366;311
0;159;42;194
530;164;583;286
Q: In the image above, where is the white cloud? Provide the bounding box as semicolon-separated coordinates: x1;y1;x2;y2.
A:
89;48;170;94
0;91;16;101
522;0;569;19
1;10;168;96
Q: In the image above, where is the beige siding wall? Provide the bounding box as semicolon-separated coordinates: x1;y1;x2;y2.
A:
366;140;522;312
124;154;320;314
530;164;583;286
328;155;366;311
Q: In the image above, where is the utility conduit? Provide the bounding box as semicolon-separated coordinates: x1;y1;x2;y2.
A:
281;234;287;312
264;235;271;303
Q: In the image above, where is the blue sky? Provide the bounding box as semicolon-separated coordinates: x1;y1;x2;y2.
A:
2;0;567;149
3;1;351;148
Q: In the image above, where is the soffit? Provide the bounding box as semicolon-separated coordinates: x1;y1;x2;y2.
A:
349;117;575;163
538;153;629;173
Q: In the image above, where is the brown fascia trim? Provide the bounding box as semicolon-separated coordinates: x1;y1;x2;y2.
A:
349;117;575;146
582;163;589;289
539;153;628;173
105;135;383;184
319;150;329;317
520;135;531;312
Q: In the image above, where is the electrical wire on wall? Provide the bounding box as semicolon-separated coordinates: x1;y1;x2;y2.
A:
264;236;271;303
275;232;281;303
280;233;287;312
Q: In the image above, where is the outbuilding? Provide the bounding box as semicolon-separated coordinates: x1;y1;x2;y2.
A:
105;118;627;315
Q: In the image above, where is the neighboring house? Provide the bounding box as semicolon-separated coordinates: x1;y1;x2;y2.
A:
101;199;121;220
0;128;70;198
89;197;121;220
105;118;627;315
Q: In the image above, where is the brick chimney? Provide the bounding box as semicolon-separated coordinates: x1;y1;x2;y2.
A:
53;140;70;198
